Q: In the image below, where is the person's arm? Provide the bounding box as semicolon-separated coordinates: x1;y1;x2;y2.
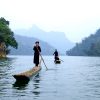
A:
33;46;36;51
38;46;41;52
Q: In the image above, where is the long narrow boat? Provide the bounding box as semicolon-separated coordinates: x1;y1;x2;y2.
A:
54;60;61;64
13;66;41;82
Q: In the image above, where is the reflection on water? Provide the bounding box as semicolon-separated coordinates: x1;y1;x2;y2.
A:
0;57;14;66
12;73;41;99
0;57;15;79
0;57;15;99
12;74;41;91
13;80;29;90
32;74;41;98
1;56;100;100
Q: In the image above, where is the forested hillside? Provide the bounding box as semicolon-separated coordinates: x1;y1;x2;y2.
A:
67;29;100;56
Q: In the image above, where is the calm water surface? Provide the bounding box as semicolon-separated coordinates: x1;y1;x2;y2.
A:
0;56;100;100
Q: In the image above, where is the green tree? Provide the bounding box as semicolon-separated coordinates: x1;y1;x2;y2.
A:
0;17;18;54
87;41;100;56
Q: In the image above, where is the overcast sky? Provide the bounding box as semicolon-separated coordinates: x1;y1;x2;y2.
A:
0;0;100;42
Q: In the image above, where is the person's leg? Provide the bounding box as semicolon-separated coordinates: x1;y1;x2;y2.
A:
36;63;38;66
55;56;58;61
55;56;56;61
36;55;39;67
57;56;59;60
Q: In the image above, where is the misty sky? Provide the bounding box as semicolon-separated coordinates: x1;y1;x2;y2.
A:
0;0;100;42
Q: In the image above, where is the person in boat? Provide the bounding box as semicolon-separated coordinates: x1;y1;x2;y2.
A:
33;41;41;67
53;49;59;62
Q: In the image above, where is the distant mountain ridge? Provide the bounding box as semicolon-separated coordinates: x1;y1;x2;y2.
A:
9;35;55;55
67;29;100;56
14;25;74;54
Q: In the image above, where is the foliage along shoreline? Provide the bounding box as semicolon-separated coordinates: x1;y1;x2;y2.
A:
0;17;18;58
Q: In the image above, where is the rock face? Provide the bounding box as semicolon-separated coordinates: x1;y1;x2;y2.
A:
0;42;6;58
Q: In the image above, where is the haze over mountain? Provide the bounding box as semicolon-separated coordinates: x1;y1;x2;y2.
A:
10;35;55;55
14;25;74;54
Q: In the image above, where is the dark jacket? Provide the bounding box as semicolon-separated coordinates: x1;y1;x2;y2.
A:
33;46;41;65
53;51;58;57
53;51;59;61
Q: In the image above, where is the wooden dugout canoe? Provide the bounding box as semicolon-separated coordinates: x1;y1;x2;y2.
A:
54;60;61;64
13;66;41;82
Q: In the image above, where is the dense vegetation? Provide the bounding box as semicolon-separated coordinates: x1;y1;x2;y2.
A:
0;17;18;54
67;29;100;56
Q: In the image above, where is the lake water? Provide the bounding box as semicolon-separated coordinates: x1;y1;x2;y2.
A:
0;56;100;100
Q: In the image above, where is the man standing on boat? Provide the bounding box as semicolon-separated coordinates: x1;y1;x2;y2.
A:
33;41;41;67
53;49;59;61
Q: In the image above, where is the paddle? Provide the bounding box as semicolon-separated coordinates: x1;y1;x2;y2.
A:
37;47;48;70
39;57;42;66
40;53;48;70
